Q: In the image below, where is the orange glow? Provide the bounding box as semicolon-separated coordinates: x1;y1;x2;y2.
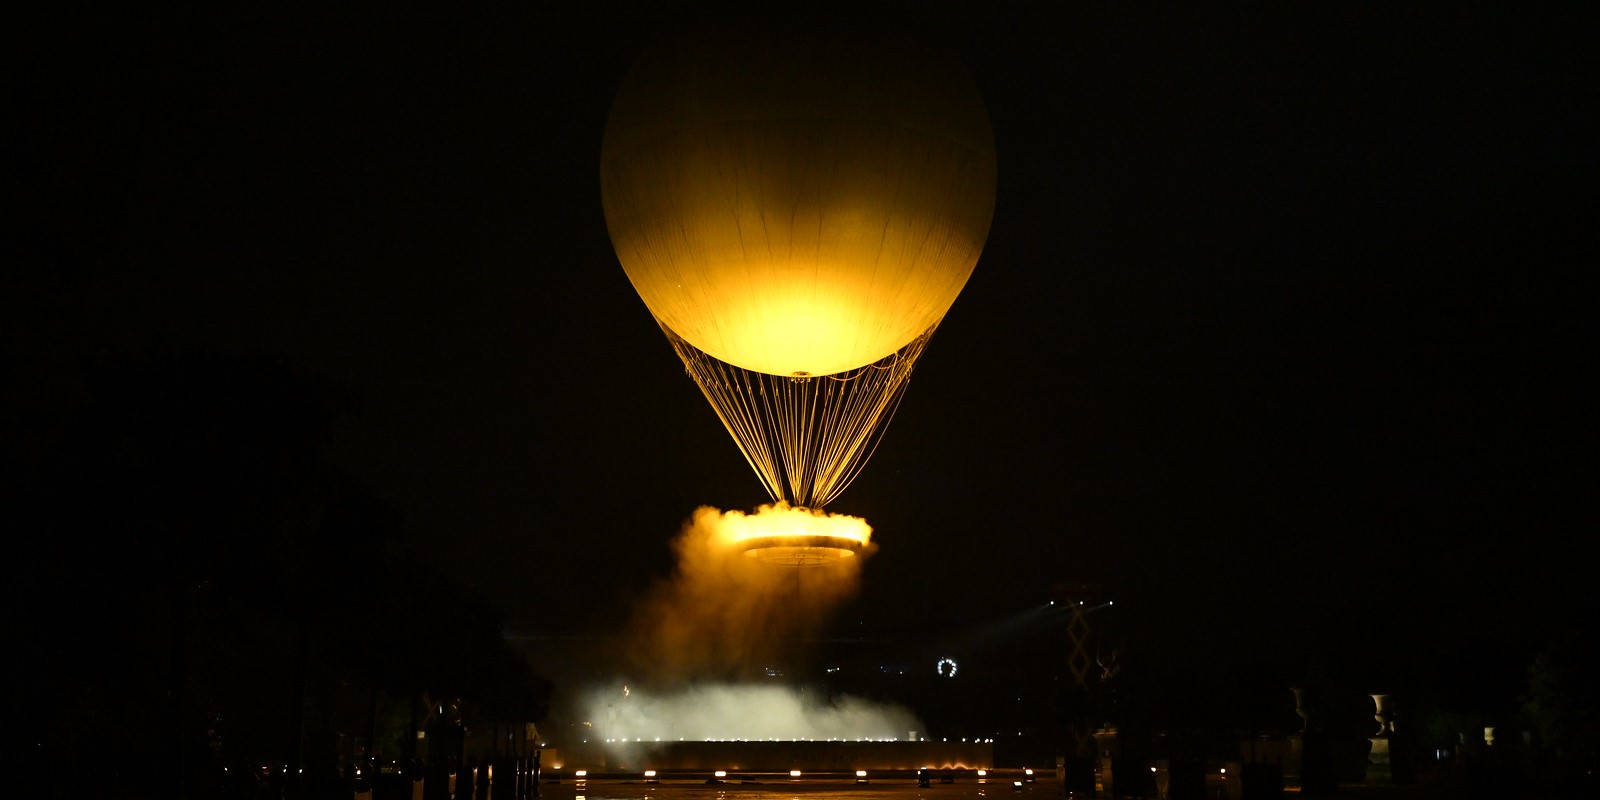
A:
602;31;994;377
713;502;872;565
621;504;874;681
601;28;994;510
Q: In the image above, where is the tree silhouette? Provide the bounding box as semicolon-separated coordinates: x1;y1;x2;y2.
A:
5;349;548;799
1521;631;1599;770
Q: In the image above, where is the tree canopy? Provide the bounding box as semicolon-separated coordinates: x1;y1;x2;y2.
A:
5;349;549;798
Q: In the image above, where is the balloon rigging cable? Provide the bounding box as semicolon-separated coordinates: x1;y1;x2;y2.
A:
663;323;936;510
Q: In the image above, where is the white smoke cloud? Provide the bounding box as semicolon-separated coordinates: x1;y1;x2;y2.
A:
567;503;922;749
582;682;921;742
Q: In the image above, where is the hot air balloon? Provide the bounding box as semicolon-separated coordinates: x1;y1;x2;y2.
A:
601;24;996;511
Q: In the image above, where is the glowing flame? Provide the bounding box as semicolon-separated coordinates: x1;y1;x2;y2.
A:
716;502;871;546
714;502;872;565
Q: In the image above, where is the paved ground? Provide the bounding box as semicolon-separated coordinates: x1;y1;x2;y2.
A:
536;774;1066;800
523;772;1595;800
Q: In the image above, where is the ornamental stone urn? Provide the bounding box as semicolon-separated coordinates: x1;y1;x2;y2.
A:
1291;686;1310;734
1366;694;1395;786
1371;694;1394;737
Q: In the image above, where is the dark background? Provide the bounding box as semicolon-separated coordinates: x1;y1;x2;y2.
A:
8;0;1595;735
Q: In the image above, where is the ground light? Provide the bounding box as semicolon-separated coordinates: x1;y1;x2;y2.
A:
856;770;870;784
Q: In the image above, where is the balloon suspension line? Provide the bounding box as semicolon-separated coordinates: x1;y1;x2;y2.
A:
662;323;935;509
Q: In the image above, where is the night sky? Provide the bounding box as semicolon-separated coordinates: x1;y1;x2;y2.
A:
9;1;1595;708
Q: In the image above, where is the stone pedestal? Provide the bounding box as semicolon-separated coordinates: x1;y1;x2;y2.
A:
1093;729;1119;795
1222;763;1242;800
1366;737;1392;786
1284;735;1304;789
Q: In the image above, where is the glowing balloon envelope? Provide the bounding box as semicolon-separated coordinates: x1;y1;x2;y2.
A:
602;25;996;508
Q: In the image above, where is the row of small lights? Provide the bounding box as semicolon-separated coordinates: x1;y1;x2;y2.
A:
568;767;1025;782
568;765;1235;784
236;760;1228;784
594;737;998;743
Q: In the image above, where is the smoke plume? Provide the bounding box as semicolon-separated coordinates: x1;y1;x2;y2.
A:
621;502;873;684
566;502;924;748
